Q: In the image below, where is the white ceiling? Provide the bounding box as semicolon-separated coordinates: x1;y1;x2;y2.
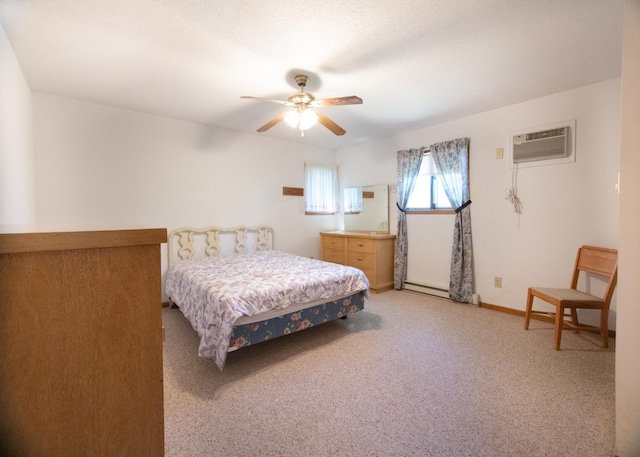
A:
0;0;623;150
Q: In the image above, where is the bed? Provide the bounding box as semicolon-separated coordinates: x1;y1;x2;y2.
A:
165;225;370;369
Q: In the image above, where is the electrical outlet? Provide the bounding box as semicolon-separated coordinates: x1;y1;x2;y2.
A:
494;277;502;288
496;148;504;159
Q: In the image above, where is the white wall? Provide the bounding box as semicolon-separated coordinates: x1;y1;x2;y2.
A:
338;79;621;327
32;93;340;297
615;0;640;454
0;25;35;225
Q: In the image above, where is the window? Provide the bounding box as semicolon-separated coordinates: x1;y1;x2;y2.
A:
406;153;452;212
304;163;338;214
343;186;363;214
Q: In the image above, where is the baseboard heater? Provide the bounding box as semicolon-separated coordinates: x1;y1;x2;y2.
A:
404;281;449;299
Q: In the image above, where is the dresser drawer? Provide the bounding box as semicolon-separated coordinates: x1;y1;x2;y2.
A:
323;236;345;250
346;251;375;269
347;237;376;253
323;248;346;265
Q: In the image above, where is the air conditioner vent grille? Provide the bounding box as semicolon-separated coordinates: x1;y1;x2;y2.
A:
524;127;566;141
512;126;569;163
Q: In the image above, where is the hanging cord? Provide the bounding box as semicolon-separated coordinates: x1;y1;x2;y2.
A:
505;163;523;214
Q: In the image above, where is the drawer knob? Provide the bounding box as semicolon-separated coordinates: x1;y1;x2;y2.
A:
357;257;363;261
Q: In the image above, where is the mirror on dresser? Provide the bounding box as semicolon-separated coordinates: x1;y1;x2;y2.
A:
343;184;389;233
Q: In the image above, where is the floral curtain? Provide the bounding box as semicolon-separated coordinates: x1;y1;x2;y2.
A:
431;138;474;304
394;148;424;289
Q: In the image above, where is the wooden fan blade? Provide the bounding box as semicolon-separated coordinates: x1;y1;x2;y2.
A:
315;96;363;107
257;113;287;132
241;96;293;106
317;112;346;136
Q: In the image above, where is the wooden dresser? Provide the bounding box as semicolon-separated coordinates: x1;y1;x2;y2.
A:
320;231;395;292
0;227;167;457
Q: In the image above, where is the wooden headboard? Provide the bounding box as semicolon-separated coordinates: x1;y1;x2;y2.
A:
167;225;274;266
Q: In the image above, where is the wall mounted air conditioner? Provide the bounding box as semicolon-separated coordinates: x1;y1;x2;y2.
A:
508;120;576;169
512;127;568;163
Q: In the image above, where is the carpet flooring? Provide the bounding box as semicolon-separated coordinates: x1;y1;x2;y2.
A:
162;290;615;457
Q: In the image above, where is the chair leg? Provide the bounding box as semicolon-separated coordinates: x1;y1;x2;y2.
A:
524;289;534;330
571;308;580;326
600;309;609;349
554;305;564;350
570;308;580;333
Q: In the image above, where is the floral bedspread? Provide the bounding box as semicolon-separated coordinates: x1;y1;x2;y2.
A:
165;250;370;369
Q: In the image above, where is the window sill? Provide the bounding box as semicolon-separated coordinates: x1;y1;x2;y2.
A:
305;212;338;215
406;209;455;215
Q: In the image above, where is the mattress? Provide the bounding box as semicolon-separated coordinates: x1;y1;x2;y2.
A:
165;250;370;369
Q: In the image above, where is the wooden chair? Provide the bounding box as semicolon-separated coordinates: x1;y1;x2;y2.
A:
524;245;618;350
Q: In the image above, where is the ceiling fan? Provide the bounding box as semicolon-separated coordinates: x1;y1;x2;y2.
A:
241;74;362;137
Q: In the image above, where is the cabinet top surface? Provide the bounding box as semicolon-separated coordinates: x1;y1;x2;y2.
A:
320;231;396;240
0;226;167;254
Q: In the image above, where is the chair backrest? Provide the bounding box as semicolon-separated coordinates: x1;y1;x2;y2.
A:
570;245;618;306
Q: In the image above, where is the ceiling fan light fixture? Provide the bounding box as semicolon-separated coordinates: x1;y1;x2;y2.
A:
300;110;318;130
284;111;299;128
284;110;318;130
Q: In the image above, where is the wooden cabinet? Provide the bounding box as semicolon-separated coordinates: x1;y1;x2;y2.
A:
0;227;167;457
320;231;395;292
